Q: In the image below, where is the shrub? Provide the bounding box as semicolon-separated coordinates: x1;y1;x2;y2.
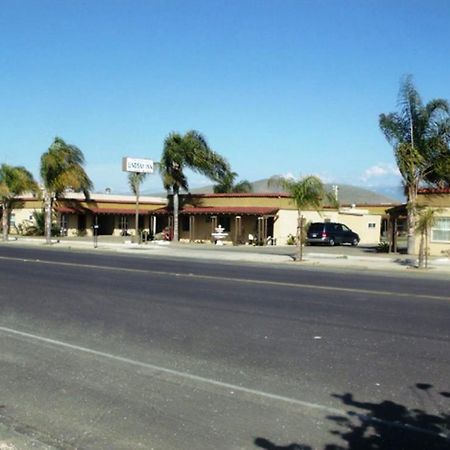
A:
376;241;390;253
286;234;296;245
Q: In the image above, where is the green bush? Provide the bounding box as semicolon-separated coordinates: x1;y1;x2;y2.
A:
376;241;390;253
23;210;59;236
286;234;296;245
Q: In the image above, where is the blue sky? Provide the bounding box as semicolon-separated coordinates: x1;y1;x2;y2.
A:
1;0;449;195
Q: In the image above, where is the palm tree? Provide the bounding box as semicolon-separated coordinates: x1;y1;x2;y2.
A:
0;164;39;241
379;75;450;255
416;208;441;269
128;172;148;243
160;130;231;241
40;137;93;244
270;175;330;261
213;172;253;193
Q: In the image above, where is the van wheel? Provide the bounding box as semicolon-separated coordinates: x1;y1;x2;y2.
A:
329;238;335;246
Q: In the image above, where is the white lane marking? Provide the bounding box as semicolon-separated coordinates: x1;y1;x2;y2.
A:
0;255;449;301
0;325;343;415
1;325;449;442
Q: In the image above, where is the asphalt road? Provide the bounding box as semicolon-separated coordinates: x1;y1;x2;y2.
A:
0;246;449;449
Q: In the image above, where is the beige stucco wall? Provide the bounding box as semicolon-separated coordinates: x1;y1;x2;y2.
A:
414;193;450;256
414;207;450;256
185;194;295;209
274;210;336;245
417;193;450;208
10;207;39;234
338;212;381;244
273;208;381;245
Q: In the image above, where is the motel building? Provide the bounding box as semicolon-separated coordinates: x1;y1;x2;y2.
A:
7;191;396;247
386;188;450;256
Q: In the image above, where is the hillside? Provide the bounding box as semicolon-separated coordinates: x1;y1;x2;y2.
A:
187;178;400;205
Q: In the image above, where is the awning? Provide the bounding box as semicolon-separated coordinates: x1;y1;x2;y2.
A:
151;206;279;216
55;206;155;215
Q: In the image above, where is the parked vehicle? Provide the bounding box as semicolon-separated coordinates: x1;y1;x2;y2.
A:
306;222;360;246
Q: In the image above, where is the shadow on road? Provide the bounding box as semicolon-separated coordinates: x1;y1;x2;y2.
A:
255;383;450;450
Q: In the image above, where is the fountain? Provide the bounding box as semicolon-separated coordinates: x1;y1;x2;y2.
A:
211;225;228;245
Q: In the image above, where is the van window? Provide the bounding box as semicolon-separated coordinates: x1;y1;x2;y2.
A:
308;223;323;233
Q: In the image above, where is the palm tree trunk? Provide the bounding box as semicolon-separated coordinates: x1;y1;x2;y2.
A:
44;192;52;244
173;189;179;242
406;186;417;255
300;214;304;261
296;211;303;262
418;230;424;269
134;184;140;244
2;203;9;241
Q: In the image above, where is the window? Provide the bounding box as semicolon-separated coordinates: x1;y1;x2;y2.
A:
431;217;450;242
181;215;190;232
59;214;68;230
368;223;376;229
10;213;15;226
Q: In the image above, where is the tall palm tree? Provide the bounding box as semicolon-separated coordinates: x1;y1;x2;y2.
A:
213;172;253;193
128;172;148;243
379;75;450;254
160;130;231;241
40;137;93;244
270;175;330;261
0;164;39;241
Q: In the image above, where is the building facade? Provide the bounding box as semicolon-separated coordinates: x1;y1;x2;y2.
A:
416;188;450;256
7;191;393;245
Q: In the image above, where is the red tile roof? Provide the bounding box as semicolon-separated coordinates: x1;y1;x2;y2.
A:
418;188;450;194
186;193;290;199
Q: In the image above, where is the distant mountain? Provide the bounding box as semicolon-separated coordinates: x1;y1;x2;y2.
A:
142;177;403;206
188;178;400;205
368;185;405;202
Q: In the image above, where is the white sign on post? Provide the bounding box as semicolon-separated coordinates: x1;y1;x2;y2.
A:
122;157;154;173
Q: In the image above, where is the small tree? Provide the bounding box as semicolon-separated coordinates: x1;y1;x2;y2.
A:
128;172;148;243
0;164;39;241
270;175;331;261
416;208;441;269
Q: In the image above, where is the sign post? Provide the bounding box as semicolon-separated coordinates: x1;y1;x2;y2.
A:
122;157;154;244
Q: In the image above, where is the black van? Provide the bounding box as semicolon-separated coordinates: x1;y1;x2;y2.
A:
306;222;360;246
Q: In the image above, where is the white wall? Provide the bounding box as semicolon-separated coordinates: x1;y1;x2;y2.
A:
273;209;381;245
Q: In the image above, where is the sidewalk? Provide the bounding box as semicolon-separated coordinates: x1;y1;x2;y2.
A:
4;236;450;275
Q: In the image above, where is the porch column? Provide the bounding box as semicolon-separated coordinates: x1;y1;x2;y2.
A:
151;215;157;237
189;215;196;242
393;218;398;253
234;216;242;245
263;216;268;244
168;215;173;240
210;216;217;243
257;216;263;245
